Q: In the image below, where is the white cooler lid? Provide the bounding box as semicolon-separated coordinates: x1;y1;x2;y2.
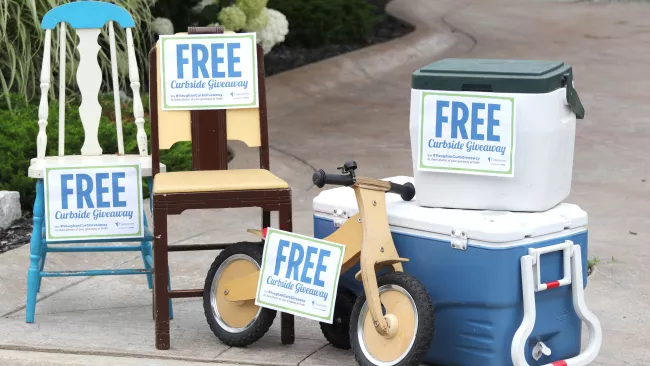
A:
312;176;588;244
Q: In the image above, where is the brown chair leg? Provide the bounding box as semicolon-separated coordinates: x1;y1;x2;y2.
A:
262;209;271;229
153;210;171;350
278;203;295;345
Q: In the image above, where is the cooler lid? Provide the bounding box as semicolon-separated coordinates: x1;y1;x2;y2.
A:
412;58;573;94
312;176;588;244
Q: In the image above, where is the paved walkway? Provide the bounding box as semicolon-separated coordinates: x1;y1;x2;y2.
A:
0;0;649;364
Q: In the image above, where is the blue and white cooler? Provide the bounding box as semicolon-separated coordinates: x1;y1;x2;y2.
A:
312;176;602;366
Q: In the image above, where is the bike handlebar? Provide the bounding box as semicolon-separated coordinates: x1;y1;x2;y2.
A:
389;181;416;202
312;169;354;188
312;169;416;202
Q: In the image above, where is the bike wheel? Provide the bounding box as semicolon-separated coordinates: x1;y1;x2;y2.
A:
319;287;357;349
350;272;435;366
203;242;276;347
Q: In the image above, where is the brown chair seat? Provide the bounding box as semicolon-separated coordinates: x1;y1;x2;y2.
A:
153;169;288;194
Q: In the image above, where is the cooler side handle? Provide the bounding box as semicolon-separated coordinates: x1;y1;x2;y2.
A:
511;243;603;366
564;73;585;120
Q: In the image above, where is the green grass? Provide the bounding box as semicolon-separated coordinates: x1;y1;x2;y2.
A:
0;0;155;110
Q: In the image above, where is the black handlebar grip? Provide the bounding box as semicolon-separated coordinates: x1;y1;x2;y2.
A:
389;182;416;201
312;169;355;188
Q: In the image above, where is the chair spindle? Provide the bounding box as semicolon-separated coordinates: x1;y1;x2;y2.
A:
126;28;148;156
109;21;125;155
58;24;67;157
37;29;52;159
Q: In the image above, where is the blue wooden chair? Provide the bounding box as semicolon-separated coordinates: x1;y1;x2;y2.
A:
26;1;172;323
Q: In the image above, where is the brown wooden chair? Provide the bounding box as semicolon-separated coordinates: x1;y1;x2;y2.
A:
148;26;294;350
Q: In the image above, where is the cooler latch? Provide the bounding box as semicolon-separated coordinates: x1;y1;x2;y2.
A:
450;229;467;251
332;208;349;227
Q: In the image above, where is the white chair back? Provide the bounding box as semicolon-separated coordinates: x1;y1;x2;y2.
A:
38;1;148;159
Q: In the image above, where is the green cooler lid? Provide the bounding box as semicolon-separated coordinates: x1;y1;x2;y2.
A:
412;58;573;94
412;58;585;118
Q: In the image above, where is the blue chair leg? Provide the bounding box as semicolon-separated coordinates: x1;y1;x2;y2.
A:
140;212;153;289
26;180;45;323
37;242;47;293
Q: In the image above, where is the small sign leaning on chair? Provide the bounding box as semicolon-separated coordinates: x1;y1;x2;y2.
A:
256;228;346;323
159;32;259;110
43;164;144;242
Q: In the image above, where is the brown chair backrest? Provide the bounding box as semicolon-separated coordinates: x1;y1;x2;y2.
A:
148;27;270;176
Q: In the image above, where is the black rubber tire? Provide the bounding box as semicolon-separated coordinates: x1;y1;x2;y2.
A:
319;287;357;349
350;272;435;366
203;242;276;347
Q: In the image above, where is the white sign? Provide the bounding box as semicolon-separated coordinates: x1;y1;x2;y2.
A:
255;228;346;323
416;90;516;177
159;33;259;110
43;164;144;242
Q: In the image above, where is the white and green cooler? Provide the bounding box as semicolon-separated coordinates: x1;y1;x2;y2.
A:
409;59;585;212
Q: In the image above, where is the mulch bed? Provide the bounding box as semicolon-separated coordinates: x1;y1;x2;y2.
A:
0;0;412;256
0;215;33;254
264;0;414;76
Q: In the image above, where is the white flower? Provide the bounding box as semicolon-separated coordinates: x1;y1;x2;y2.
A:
152;17;174;35
256;8;289;55
193;0;219;12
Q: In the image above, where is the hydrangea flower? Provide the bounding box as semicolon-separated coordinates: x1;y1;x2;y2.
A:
218;5;247;32
243;9;269;33
152;17;174;35
236;0;267;19
256;8;289;55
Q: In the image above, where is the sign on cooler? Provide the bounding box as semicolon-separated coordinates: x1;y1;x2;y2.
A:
416;91;516;177
43;164;144;242
255;228;346;323
159;32;259;110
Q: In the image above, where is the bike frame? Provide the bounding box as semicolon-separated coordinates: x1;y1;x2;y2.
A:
220;176;408;337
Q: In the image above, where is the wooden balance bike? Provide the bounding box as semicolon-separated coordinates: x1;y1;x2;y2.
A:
201;161;435;366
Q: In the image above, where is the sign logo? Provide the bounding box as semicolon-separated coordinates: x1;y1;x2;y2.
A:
43;164;144;242
255;229;345;323
159;33;259;110
416;90;516;177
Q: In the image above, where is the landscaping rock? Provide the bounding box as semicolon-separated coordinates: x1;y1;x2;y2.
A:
0;191;21;230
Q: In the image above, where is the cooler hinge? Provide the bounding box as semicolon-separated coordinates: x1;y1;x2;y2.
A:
451;229;468;251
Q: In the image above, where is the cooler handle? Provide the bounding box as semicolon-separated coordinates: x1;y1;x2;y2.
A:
564;73;585;120
511;242;602;366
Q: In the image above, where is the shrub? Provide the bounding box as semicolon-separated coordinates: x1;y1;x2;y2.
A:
267;0;381;48
150;0;222;35
0;93;192;212
151;0;289;54
0;0;155;109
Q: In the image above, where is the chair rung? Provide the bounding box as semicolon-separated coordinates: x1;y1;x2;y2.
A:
169;289;203;298
40;268;152;277
47;246;144;253
168;243;231;252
